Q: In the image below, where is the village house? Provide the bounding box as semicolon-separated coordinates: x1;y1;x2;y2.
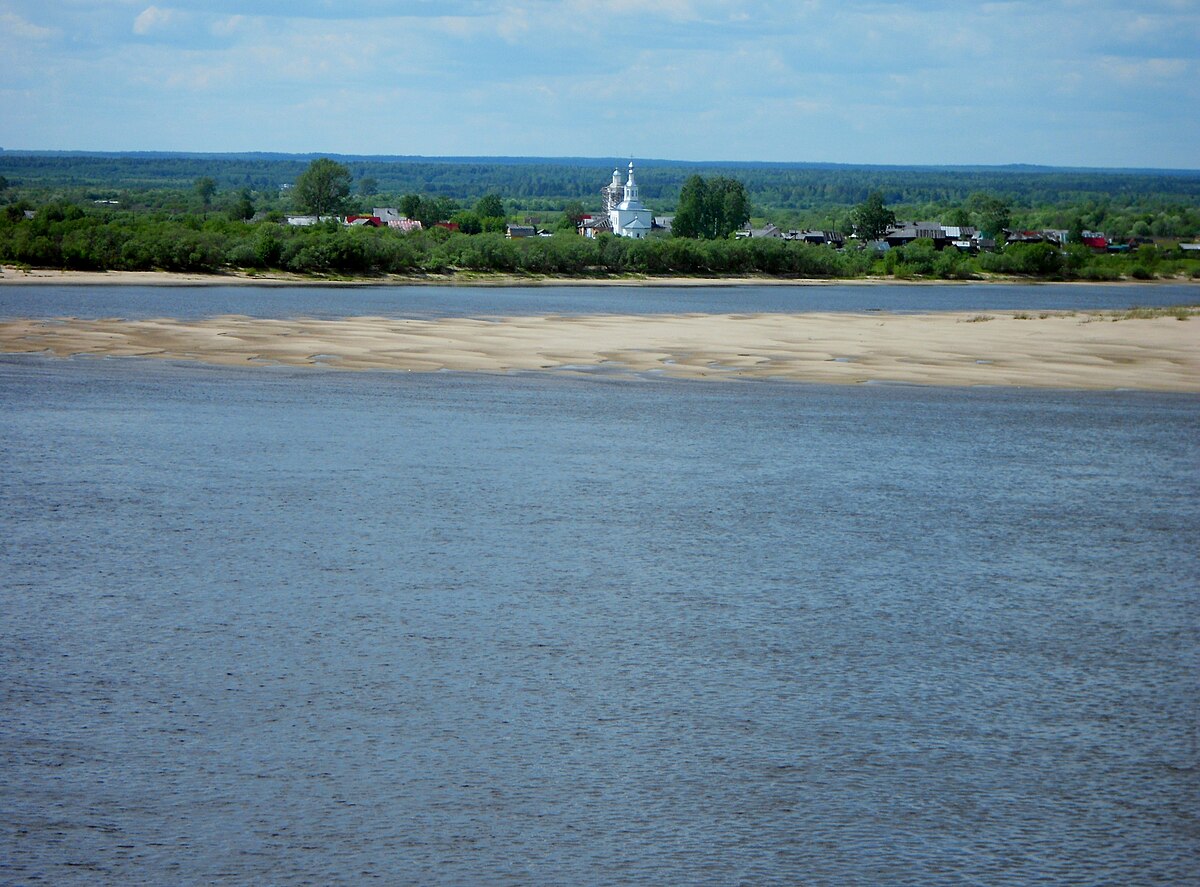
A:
885;222;950;249
284;215;341;226
802;231;845;246
736;223;783;239
370;207;424;232
736;226;845;247
577;214;610;238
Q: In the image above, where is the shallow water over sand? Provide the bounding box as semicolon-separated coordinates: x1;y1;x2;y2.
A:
2;356;1197;885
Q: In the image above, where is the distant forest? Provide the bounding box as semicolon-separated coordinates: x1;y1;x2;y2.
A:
3;151;1200;238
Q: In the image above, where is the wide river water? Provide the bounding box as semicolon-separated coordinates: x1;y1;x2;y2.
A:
2;284;1198;885
1;280;1198;320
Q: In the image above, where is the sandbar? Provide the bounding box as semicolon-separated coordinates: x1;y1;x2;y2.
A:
2;310;1197;391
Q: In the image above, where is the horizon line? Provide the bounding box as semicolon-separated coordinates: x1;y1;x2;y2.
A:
2;148;1198;176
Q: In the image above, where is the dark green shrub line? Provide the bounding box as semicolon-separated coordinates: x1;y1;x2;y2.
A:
2;209;1198;280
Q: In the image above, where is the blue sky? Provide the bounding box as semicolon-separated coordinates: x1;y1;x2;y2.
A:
2;0;1197;168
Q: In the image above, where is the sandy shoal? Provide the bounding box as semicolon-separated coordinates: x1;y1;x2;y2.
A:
1;311;1197;391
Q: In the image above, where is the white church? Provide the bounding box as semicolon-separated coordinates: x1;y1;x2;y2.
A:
580;161;655;239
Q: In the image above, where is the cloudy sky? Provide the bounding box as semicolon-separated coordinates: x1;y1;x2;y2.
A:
2;0;1197;168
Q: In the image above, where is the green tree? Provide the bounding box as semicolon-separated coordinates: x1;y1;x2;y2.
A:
968;192;1012;238
358;176;378;197
400;194;422;220
851;191;896;241
415;196;458;229
396;194;461;229
294;158;352;218
894;238;938;276
979;241;1063;275
450;211;483;235
557;200;587;232
229;188;255;221
474;193;505;220
714;178;751;239
672;175;751;240
562;200;586;227
194;177;217;214
480;214;508;234
671;176;707;238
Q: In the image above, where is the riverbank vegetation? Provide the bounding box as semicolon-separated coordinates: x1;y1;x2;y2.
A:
3;207;1198;281
1;153;1198;281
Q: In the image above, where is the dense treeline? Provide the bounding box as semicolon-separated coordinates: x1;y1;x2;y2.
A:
6;152;1199;205
0;206;862;276
3;152;1199;238
3;205;1197;281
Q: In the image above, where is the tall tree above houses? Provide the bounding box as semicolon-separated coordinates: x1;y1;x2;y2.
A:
672;175;751;240
294;158;352;218
967;192;1013;238
851;191;896;241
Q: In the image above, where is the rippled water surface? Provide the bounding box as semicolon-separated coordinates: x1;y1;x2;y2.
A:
2;350;1198;884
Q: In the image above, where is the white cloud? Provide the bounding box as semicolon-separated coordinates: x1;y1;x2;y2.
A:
210;14;245;37
0;0;1196;164
132;5;177;36
495;6;529;42
0;11;58;40
1102;56;1190;82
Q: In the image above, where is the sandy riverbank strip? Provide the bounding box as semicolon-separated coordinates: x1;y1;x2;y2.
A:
2;310;1197;390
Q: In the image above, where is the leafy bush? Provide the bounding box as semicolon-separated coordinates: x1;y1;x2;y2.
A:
978;242;1063;276
892;238;938;276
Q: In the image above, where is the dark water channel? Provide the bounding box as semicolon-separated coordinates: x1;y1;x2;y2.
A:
1;280;1197;320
